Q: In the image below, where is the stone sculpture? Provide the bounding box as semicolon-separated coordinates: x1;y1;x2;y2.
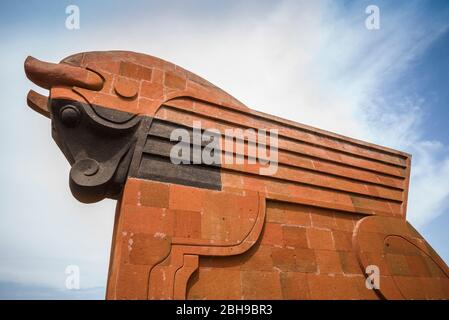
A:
24;51;449;299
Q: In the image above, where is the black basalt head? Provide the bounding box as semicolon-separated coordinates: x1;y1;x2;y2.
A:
50;99;144;203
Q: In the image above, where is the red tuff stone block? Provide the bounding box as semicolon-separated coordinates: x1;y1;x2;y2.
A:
173;210;202;239
339;251;363;275
315;250;343;274
423;255;447;278
307;274;359;299
139;181;170;208
386;254;411;276
261;223;284;246
151;68;164;84
310;208;336;229
376;276;403;300
294;248;318;273
128;233;171;266
334;212;356;232
280;272;310;299
282;225;308;248
421;277;449;299
137;98;159;115
242;271;282;299
188;268;242;300
240;244;274;271
164;71;186;90
123;205;174;235
272;247;297;272
199;255;242;270
119;61;152;81
266;205;285;224
266;202;311;227
169;184;205;212
394;276;427;299
141;81;164;99
405;254;431;277
114;264;150;299
332;230;353;251
306;228;334;250
357;232;385;253
284;207;311;227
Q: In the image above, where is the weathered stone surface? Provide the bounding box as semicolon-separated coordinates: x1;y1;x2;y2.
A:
24;51;448;300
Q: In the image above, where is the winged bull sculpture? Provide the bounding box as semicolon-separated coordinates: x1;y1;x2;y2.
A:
24;51;449;299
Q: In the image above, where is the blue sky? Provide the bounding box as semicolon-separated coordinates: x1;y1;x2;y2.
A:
0;0;448;299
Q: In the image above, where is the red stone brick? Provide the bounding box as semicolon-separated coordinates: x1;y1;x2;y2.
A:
423;255;446;278
137;98;159;115
242;271;282;299
240;244;274;271
310;208;336;229
123;205;174;235
272;247;296;272
139;181;169;208
334;212;355;232
169;184;205;212
173;210;201;239
394;276;427;299
266;206;285;224
405;255;430;277
282;225;308;248
119;61;152;80
122;178;141;205
294;248;317;273
280;272;309;299
152;68;164;84
187;268;242;299
306;228;334;250
377;276;403;300
267;202;311;227
284;207;311;227
421;277;449;299
141;81;164;99
339;251;362;275
128;233;171;266
115;264;150;299
357;232;385;253
315;250;343;274
164;71;186;90
386;254;410;276
199;255;242;270
261;223;284;246
333;230;353;251
307;274;359;299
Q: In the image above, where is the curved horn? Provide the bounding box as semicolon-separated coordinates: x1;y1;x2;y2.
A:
27;90;50;118
24;56;104;91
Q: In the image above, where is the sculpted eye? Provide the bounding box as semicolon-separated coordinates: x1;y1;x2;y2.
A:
60;105;81;127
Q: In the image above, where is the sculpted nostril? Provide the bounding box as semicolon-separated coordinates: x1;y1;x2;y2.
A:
60;105;81;127
75;158;100;176
84;161;99;176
